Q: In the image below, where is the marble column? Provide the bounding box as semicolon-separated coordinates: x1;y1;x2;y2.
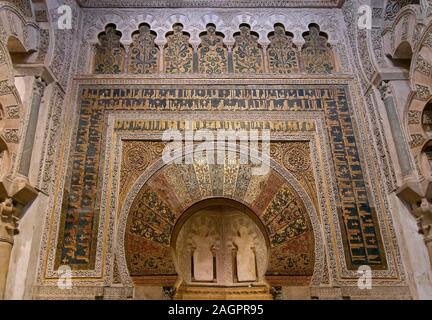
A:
295;45;304;72
227;45;234;73
378;81;413;177
18;77;46;177
0;199;19;300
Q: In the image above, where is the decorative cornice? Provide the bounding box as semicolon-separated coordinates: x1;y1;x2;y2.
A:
77;0;345;8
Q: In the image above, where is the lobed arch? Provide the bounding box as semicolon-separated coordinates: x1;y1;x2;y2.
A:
0;3;40;54
403;17;432;179
0;32;34;106
0;101;11;178
394;41;414;60
301;23;332;41
6;34;36;65
163;21;192;40
198;23;227;39
0;132;11;179
382;5;421;61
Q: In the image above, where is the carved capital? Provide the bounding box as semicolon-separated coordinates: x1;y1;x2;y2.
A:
378;81;392;101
